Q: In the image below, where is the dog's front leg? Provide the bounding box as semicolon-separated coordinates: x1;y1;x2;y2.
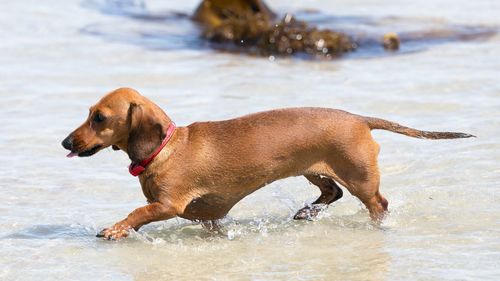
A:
97;202;176;240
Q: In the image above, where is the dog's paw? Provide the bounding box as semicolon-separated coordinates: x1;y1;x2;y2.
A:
293;204;327;220
97;221;132;240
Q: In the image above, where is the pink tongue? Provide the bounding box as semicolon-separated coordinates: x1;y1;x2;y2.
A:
66;152;78;158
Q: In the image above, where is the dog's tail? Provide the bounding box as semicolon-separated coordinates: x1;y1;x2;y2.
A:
363;116;475;139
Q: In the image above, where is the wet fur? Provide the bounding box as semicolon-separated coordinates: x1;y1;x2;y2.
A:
62;88;473;239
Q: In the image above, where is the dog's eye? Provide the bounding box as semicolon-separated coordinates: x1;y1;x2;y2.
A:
93;113;106;123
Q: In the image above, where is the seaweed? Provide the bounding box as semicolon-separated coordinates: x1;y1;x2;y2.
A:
193;0;357;58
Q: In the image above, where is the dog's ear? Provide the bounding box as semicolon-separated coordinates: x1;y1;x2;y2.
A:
127;103;166;163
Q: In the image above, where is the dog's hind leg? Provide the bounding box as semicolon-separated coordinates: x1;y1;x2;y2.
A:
293;175;343;220
353;182;388;222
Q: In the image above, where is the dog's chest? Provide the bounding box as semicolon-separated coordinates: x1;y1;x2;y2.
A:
139;176;162;203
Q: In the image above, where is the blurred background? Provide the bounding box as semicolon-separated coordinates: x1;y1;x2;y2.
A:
1;0;499;280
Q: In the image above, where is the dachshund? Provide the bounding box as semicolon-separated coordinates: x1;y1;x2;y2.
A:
62;88;474;240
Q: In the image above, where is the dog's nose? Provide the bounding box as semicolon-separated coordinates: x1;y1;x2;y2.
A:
62;135;74;150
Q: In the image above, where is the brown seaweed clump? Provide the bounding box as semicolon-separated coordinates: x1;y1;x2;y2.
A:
192;0;356;58
383;32;400;51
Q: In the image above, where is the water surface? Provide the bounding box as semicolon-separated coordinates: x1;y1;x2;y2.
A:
1;0;499;280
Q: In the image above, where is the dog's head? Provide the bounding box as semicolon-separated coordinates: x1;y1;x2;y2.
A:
61;88;171;162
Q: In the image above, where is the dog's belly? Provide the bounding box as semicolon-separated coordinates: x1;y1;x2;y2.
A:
180;193;236;221
178;176;288;221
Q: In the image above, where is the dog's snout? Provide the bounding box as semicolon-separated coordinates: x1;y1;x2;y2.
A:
62;135;74;150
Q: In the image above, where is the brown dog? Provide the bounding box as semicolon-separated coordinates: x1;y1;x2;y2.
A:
62;88;473;240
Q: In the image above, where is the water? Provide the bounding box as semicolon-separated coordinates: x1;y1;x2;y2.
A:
1;0;499;280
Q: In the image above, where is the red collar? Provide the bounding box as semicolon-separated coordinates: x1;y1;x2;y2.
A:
128;122;176;177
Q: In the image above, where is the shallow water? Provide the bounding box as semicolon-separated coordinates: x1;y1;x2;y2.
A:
1;0;499;280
